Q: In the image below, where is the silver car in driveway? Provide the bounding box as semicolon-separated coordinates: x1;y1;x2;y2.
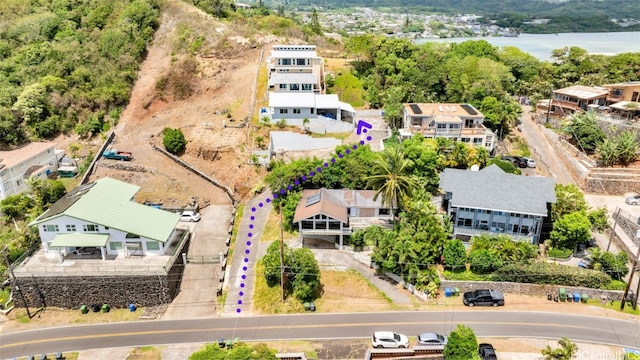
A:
625;195;640;205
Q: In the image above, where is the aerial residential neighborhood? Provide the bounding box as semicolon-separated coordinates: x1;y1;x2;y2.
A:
1;0;640;359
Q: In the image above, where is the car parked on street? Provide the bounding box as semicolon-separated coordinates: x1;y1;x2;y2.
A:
371;331;409;348
625;194;640;205
463;289;505;307
501;156;527;168
479;343;498;359
179;210;201;222
417;332;448;346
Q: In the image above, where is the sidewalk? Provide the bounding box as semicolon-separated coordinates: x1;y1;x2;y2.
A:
222;191;272;316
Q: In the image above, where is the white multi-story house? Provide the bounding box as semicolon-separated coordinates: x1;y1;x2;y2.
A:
29;177;182;263
399;103;497;153
439;165;556;244
266;44;325;94
0;142;58;200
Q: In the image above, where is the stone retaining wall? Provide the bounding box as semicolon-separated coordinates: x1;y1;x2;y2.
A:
12;236;190;309
585;175;640;195
439;280;625;301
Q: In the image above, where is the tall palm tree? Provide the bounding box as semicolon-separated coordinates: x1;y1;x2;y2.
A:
366;146;417;223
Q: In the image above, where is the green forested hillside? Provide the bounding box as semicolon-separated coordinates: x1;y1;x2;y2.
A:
0;0;159;146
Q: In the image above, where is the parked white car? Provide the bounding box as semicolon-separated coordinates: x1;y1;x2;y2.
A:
525;157;536;168
180;210;201;222
625;195;640;205
371;331;409;348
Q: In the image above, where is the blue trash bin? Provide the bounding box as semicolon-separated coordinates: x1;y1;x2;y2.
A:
445;288;452;297
573;293;581;302
128;303;137;312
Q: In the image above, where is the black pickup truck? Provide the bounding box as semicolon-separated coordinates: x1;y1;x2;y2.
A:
463;289;505;307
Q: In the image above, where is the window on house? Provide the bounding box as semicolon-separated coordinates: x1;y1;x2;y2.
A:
302;84;312;91
379;208;390;215
450;124;460;129
513;225;520;233
43;224;59;232
437;124;447;129
110;242;123;251
279;84;287;90
146;242;160;251
126;233;140;238
66;224;76;232
473;138;482;144
83;224;99;232
461;138;470;143
520;225;530;234
611;88;623;96
290;84;300;91
281;58;291;66
279;109;288;114
293;109;301;114
16;179;22;187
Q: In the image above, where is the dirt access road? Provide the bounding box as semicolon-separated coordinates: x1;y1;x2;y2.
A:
89;0;272;206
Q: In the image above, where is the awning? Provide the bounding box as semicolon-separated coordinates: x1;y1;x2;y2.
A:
50;233;109;247
610;101;640;111
57;166;77;172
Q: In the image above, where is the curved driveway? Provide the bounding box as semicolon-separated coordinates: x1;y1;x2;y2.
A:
1;311;639;358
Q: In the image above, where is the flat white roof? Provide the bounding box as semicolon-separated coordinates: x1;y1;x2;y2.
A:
268;73;318;86
269;92;316;108
270;50;319;59
315;94;340;109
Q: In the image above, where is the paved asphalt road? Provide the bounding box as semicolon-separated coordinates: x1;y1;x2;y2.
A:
1;311;639;358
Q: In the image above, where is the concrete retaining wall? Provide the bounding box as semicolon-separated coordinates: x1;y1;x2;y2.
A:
12;235;190;309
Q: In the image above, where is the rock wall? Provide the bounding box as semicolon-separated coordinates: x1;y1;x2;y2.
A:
12;236;190;309
439;279;625;301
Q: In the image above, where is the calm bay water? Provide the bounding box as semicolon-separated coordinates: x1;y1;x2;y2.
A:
415;31;640;61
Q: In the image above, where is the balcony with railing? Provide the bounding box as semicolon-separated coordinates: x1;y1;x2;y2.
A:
454;225;534;242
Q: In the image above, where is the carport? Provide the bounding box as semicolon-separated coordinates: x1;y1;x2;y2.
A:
50;233;109;262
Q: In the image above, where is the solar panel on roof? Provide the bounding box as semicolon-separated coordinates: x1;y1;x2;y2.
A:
409;104;422;114
306;192;321;206
461;104;478;115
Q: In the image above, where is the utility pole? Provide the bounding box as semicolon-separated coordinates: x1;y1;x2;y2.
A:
607;208;621;252
620;245;640;311
545;91;553;124
2;248;32;318
279;201;286;302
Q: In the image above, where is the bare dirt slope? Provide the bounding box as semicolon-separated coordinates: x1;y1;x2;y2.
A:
90;0;271;206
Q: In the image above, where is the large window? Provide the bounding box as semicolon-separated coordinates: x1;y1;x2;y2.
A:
83;224;99;232
43;224;59;232
110;242;123;251
302;84;312;91
66;224;76;232
290;84;300;91
279;84;287;90
279;109;288;114
146;242;160;251
296;58;306;65
293;109;301;114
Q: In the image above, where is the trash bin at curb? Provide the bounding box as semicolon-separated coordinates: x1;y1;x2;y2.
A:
128;303;137;312
454;287;460;296
303;302;316;312
218;338;225;348
573;292;581;302
581;293;589;303
444;288;452;297
80;305;88;314
558;288;567;302
101;304;110;313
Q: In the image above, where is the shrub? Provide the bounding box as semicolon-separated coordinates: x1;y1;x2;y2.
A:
443;239;467;271
469;249;502;274
547;247;572;259
162;127;187;154
492;262;612;289
276;118;287;129
442;270;488;281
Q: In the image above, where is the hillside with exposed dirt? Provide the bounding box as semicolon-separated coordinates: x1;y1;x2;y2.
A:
85;0;283;206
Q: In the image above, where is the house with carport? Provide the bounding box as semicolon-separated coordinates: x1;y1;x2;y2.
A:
293;188;392;249
29;177;183;263
439;165;556;244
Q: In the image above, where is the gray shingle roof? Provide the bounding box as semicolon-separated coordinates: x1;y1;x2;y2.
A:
439;165;556;216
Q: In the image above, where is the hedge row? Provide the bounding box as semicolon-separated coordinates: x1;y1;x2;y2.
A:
492;262;611;289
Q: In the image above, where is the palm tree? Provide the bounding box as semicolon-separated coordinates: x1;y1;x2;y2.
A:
541;337;578;360
366;146;417;223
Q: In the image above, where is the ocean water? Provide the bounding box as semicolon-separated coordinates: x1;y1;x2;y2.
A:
415;31;640;61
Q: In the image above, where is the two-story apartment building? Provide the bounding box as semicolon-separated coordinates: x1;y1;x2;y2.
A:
29;177;182;263
293;188;392;249
0;142;58;200
399;103;497;152
439;165;556;244
266;44;325;94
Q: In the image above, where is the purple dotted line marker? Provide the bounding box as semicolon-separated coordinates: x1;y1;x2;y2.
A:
235;120;373;313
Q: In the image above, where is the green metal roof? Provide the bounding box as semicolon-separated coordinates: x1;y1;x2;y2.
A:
50;233;109;247
31;177;180;242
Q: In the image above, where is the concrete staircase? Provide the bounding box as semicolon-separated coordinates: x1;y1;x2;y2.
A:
585;167;640;195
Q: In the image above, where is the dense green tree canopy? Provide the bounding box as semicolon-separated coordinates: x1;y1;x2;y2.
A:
444;324;480;360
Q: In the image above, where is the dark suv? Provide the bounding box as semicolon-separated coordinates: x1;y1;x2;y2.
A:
500;156;526;168
479;343;498;360
463;289;505;307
